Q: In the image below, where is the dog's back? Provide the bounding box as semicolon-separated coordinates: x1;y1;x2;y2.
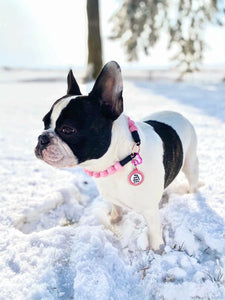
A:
142;111;198;192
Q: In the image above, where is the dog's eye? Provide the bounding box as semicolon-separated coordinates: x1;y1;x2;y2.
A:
61;126;76;135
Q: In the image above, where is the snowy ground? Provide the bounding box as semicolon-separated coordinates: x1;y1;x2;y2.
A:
0;69;225;300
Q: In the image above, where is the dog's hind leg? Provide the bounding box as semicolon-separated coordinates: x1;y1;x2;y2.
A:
182;137;199;193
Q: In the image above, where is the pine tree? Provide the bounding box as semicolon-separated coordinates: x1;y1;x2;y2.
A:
110;0;224;75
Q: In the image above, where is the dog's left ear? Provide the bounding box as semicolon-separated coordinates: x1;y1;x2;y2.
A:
90;61;123;120
67;70;82;95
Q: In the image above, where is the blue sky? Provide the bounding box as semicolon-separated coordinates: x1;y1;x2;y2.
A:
0;0;225;69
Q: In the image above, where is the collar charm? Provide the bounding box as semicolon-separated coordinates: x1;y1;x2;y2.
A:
128;153;144;186
129;168;144;186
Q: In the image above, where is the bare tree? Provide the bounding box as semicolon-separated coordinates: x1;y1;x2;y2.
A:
86;0;103;80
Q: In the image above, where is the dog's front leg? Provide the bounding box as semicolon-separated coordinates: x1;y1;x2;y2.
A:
142;206;164;251
110;204;123;224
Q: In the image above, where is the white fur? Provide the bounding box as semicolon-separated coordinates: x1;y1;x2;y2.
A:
80;112;199;250
51;96;76;129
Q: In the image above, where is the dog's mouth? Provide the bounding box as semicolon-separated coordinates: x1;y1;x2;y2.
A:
42;145;64;163
35;136;78;168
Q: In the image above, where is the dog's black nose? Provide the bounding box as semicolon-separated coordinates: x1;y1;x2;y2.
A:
38;134;50;146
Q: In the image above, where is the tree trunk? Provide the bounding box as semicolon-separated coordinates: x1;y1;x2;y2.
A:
86;0;103;80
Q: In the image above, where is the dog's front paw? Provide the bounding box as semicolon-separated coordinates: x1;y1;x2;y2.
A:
153;244;165;255
150;236;165;253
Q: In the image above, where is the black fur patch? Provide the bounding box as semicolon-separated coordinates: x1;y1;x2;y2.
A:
42;110;52;129
47;95;113;163
145;120;183;188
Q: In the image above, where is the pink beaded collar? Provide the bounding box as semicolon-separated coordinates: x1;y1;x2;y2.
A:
83;117;141;178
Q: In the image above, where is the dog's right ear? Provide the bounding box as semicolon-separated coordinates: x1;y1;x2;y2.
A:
67;70;81;95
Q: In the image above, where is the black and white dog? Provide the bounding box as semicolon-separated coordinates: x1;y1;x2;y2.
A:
35;61;199;251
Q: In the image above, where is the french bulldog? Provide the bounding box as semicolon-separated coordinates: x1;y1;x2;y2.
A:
35;61;199;251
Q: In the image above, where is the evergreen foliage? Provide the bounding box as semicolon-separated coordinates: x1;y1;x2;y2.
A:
110;0;224;74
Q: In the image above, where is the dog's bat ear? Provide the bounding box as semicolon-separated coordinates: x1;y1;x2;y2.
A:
90;61;123;120
67;70;82;95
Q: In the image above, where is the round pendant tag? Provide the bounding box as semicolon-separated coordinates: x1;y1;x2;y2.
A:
129;168;144;186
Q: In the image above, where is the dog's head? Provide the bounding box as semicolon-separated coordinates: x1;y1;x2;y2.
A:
35;61;123;168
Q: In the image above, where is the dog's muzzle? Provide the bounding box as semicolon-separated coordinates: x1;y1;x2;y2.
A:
35;130;78;168
35;132;51;159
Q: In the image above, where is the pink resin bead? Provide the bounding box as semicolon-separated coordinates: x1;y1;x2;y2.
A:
128;117;138;132
114;162;122;171
108;166;116;174
100;170;108;177
93;172;100;178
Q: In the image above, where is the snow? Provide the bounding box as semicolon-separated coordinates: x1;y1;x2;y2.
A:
0;69;225;299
